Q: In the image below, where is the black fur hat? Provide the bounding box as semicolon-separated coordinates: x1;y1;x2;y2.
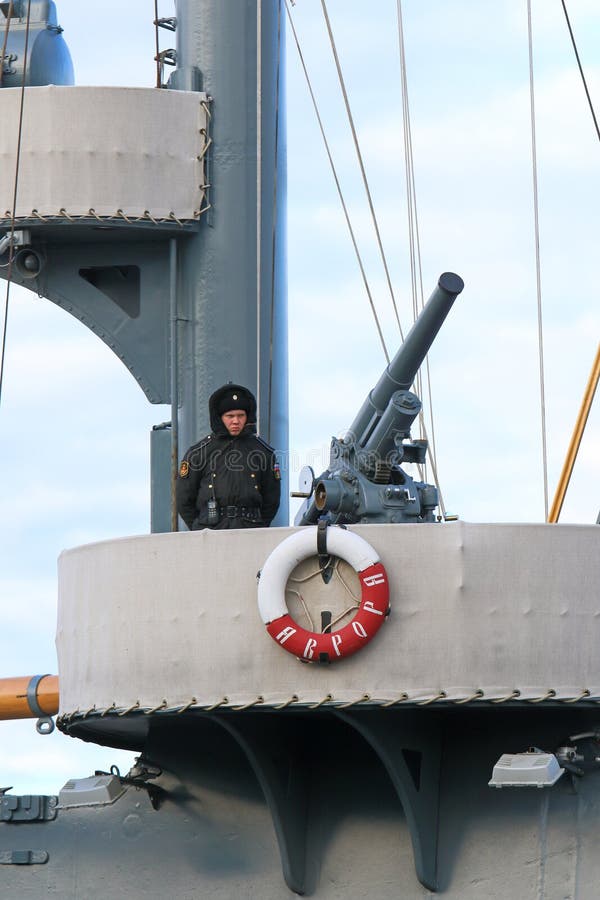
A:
209;383;257;431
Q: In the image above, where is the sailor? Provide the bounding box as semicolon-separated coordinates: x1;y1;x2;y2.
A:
176;383;281;530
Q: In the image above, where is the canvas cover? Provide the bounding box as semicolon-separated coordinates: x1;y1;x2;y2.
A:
0;86;208;220
55;522;600;713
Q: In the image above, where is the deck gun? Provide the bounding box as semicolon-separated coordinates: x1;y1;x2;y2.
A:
295;272;464;525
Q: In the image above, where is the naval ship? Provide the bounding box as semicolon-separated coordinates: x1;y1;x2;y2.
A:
1;1;599;897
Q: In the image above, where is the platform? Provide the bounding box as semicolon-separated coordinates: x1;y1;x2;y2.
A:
0;85;208;225
56;522;600;726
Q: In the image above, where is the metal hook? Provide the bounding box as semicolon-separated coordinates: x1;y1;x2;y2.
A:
317;518;334;584
36;716;55;735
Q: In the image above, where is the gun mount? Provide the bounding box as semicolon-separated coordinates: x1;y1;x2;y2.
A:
295;272;464;526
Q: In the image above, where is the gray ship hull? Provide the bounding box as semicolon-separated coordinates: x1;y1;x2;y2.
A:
3;706;599;898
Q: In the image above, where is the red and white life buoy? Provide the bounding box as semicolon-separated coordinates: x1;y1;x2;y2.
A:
257;527;389;663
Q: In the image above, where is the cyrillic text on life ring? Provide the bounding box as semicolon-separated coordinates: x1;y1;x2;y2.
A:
257;527;390;663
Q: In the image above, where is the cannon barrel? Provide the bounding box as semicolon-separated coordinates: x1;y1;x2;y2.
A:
347;272;464;446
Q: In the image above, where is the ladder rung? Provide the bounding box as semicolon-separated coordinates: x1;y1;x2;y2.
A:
154;16;177;32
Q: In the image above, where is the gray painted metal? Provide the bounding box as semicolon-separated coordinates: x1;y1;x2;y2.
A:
150;422;172;533
0;849;49;865
29;239;173;404
7;4;596;899
348;273;463;441
25;674;50;718
335;709;442;892
58;774;124;808
4;708;600;896
172;0;288;525
25;673;56;734
297;274;463;525
214;710;440;893
0;1;73;88
0;793;57;822
0;0;288;526
168;238;179;531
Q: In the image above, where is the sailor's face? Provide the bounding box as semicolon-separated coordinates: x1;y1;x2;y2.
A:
221;409;247;436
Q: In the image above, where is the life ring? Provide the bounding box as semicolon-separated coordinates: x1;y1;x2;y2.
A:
257;526;389;663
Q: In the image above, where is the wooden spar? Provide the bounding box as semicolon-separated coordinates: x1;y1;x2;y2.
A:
548;342;600;523
0;675;59;720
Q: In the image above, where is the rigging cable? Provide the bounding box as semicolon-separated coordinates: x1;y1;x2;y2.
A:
526;0;550;521
153;0;161;89
397;4;419;371
397;2;419;327
396;0;447;510
0;0;32;408
560;0;600;144
398;4;424;465
285;0;390;362
291;2;447;511
320;0;404;342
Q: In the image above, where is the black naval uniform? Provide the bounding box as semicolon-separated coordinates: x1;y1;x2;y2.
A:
176;384;281;531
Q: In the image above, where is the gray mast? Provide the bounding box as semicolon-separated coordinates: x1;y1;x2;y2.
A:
0;0;289;528
171;1;288;488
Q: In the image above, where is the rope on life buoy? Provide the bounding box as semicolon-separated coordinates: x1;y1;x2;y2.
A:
257;526;390;663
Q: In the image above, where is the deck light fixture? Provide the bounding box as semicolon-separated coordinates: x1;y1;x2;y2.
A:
488;748;565;788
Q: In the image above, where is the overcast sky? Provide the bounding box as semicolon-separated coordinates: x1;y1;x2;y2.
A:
1;0;599;792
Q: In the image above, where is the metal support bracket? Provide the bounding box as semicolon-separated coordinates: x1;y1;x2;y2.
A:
1;52;17;76
0;850;49;865
317;517;334;585
155;16;177;31
210;715;310;896
27;673;55;735
334;710;442;892
0;794;58;823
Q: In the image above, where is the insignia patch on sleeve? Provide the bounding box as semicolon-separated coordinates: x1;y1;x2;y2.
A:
179;460;190;478
273;462;281;480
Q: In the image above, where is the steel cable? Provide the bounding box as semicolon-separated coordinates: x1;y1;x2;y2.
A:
0;0;32;408
526;0;549;521
288;2;449;512
320;0;403;341
284;0;390;361
560;0;600;144
397;1;445;498
153;0;161;88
